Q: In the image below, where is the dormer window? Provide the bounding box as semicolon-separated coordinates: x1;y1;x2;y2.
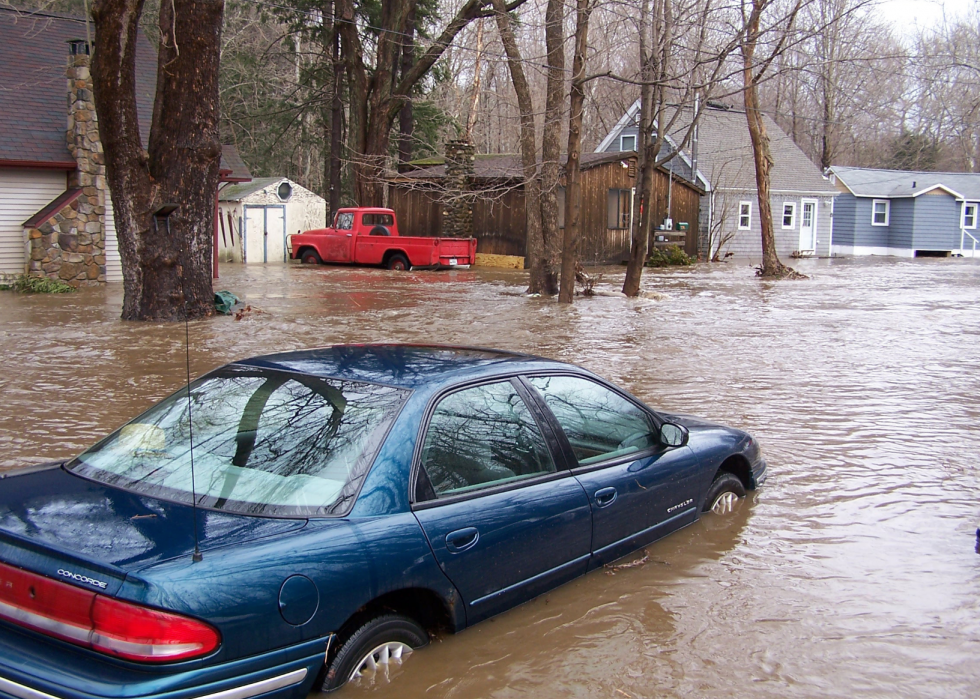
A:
620;135;636;152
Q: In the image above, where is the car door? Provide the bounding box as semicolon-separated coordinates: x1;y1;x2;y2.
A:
524;374;702;567
412;378;592;624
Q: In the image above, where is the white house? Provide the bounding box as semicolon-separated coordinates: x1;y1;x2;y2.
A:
218;178;327;264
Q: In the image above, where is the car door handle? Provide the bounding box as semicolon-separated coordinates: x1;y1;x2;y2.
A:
594;487;618;508
445;527;480;553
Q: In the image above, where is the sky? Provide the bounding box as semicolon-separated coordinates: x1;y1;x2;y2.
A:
878;0;976;34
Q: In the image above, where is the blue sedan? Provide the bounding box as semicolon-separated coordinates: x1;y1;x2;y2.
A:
0;345;766;698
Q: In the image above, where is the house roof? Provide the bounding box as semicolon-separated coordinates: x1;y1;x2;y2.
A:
220;145;252;183
598;100;838;196
0;6;156;167
391;150;702;192
829;166;980;200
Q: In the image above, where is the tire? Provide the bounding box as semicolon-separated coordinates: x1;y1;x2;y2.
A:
386;253;410;271
321;614;428;692
369;225;391;236
300;249;322;265
702;472;746;515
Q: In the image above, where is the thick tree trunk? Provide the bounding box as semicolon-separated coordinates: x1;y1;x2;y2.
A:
537;0;564;295
558;0;592;303
398;9;416;167
91;0;223;321
491;0;543;290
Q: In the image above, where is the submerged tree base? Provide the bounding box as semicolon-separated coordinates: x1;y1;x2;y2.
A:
755;263;808;280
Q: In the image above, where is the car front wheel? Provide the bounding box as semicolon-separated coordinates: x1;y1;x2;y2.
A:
321;614;428;691
703;472;746;515
301;250;322;265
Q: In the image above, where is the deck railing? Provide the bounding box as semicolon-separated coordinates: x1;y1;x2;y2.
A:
960;228;978;257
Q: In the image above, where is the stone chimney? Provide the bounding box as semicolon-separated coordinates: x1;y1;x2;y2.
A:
442;139;475;238
26;40;108;285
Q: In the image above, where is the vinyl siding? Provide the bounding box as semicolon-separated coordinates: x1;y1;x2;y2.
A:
104;192;123;283
888;198;915;249
848;198;892;248
832;194;857;246
911;193;960;251
710;192;834;260
0;168;68;276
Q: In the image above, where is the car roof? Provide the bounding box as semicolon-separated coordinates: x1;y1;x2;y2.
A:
234;344;575;390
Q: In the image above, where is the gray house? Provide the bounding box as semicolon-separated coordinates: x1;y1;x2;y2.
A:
598;101;838;260
828;166;980;258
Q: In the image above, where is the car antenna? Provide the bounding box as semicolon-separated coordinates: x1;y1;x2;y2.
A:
154;203;203;563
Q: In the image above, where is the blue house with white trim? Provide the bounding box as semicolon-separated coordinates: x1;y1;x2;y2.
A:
828;166;980;258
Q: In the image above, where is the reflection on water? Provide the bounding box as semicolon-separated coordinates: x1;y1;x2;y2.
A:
2;257;979;696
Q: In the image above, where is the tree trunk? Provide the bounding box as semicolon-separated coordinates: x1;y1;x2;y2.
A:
622;0;654;298
398;7;416;167
491;0;543;291
465;18;484;140
558;0;593;303
537;0;564;295
330;2;343;215
91;0;223;321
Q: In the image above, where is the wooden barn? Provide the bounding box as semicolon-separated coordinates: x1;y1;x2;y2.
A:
387;151;703;264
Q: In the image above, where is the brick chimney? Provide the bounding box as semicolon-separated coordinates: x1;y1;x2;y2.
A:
27;40;108;285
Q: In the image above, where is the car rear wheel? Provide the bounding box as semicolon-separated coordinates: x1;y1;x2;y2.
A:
386;253;410;271
703;472;746;515
301;249;322;265
321;614;428;691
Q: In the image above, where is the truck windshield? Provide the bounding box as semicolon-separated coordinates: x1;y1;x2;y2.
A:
67;366;408;517
336;212;354;230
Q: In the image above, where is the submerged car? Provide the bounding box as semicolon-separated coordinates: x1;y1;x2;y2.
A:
0;345;766;698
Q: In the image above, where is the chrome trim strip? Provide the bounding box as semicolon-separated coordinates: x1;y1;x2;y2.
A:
593;507;696;558
470;553;591;607
0;668;308;699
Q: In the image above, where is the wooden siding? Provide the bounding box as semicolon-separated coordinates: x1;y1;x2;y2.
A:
0;168;68;277
388;160;701;263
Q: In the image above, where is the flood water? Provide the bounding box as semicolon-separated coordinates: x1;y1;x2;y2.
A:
1;257;979;697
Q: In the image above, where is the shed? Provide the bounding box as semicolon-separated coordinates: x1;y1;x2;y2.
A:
217;178;326;264
388;151;702;263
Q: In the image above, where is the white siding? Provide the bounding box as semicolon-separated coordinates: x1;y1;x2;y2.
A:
0;168;68;276
712;191;836;261
103;191;123;283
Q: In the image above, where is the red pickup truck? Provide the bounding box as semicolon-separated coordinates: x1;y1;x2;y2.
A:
289;207;477;270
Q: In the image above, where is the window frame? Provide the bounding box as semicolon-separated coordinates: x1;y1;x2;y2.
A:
781;202;796;230
871;199;890;226
738;201;752;230
410;376;568;508
518;371;665;474
620;134;637;152
962;202;978;229
607;189;632;230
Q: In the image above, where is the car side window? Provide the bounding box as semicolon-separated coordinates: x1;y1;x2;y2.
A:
336;212;354;230
420;381;556;497
526;375;657;465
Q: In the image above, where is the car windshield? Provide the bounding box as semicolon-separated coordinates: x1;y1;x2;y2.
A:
66;366;409;517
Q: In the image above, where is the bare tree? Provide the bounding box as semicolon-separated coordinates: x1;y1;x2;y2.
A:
92;0;223;320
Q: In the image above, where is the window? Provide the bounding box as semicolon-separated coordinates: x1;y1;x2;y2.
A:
362;213;394;226
335;212;354;230
782;202;796;229
67;367;408;517
526;375;657;466
620;134;637;152
963;202;978;229
738;202;752;230
608;189;632;229
420;381;555;497
872;199;890;226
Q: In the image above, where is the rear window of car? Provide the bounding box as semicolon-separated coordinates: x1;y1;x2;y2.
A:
67;366;409;517
362;213;394;226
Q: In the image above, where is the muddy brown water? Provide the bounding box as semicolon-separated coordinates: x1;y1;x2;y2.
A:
1;257;978;697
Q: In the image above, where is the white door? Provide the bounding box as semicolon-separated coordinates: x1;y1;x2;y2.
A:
266;207;286;263
244;206;286;263
799;199;817;251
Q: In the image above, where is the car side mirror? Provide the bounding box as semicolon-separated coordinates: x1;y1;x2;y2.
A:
659;422;689;447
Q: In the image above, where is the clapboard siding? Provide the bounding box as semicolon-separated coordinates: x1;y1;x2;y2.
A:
911;193;961;250
0;168;68;276
103;191;123;283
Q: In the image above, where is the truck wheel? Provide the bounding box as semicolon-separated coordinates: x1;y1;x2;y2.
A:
369;226;391;237
386;253;410;271
301;250;322;265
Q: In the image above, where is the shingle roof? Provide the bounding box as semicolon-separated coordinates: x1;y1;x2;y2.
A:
598;101;837;196
830;166;980;200
0;6;156;165
219;177;288;201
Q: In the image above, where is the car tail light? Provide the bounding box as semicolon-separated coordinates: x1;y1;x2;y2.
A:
0;561;219;662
